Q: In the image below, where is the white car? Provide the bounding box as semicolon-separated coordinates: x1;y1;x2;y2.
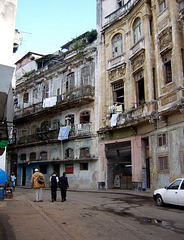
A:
153;178;184;206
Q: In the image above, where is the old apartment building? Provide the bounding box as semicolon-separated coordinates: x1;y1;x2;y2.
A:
97;0;184;191
7;0;184;191
7;31;99;189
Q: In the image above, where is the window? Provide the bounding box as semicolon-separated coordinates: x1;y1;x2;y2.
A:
159;0;166;13
163;52;172;84
168;180;182;190
23;92;29;103
20;154;26;161
43;82;49;99
81;66;90;85
66;72;75;92
112;33;123;58
158;156;169;173
158;133;167;147
112;81;124;111
133;18;141;44
31;125;37;134
30;152;36;161
65;115;74;127
80;163;88;171
80;111;90;124
65;164;73;174
33;89;38;99
65;148;74;159
41;121;50;131
40;151;47;160
135;71;145;106
52;119;60;129
40;165;47;174
179;0;184;11
80;148;90;158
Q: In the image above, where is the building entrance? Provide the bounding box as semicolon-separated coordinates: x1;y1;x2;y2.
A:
105;141;132;189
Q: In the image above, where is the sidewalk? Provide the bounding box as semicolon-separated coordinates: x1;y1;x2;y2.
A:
15;186;153;198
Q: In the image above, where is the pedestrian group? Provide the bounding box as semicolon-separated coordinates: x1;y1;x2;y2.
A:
31;169;69;202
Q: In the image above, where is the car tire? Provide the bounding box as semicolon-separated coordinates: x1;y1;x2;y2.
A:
156;194;164;206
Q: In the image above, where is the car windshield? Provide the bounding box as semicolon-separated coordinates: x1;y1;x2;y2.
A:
167;180;182;190
180;180;184;190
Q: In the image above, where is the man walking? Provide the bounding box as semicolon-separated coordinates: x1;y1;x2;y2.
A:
59;172;69;202
50;172;59;202
31;168;45;202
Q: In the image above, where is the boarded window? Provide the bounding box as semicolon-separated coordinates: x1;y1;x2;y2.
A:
158;156;169;173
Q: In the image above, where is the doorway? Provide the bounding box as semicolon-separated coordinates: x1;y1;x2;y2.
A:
22;165;26;186
106;141;132;189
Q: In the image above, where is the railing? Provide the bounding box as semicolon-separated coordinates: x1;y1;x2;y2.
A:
105;0;139;25
14;86;95;119
130;38;145;56
16;124;92;145
108;54;125;69
57;85;95;104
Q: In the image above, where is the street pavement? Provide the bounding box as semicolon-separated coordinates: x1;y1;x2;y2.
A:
1;187;184;240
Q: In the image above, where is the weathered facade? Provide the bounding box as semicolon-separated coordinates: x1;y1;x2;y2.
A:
97;0;184;191
8;32;99;189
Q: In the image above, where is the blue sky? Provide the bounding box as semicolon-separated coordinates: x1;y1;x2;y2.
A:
15;0;96;60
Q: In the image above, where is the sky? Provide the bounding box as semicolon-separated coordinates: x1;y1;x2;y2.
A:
15;0;96;60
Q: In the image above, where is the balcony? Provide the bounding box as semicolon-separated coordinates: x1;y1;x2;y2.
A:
108;54;125;70
16;123;93;146
58;85;95;103
104;0;139;27
14;85;95;120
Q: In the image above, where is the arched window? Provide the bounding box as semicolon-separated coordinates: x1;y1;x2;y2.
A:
66;72;75;92
112;33;122;58
40;151;47;160
65;114;74;127
20;154;26;161
30;152;36;161
31;125;37;134
133;18;141;44
80;111;90;124
80;147;90;158
81;66;90;85
52;119;60;129
65;148;74;159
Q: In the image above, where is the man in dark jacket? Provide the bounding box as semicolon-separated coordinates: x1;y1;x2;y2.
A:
59;172;69;202
50;172;59;202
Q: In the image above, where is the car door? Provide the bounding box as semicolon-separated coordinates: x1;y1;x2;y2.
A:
177;180;184;206
164;179;182;205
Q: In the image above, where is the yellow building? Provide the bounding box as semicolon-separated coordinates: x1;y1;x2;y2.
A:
97;0;184;191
